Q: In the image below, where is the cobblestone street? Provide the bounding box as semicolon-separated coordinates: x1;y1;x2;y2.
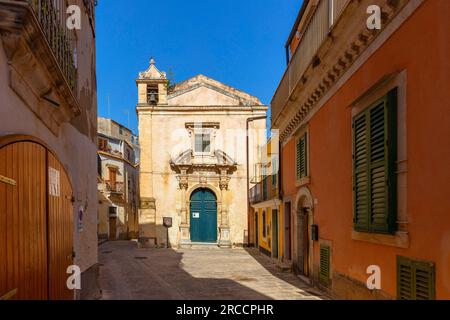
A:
98;241;325;300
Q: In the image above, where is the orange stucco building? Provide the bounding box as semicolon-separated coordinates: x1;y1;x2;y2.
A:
271;0;449;299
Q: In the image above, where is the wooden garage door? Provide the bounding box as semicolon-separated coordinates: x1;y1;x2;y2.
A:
0;140;73;300
47;152;74;300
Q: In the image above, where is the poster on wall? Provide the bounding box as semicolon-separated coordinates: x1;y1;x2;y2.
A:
48;167;60;197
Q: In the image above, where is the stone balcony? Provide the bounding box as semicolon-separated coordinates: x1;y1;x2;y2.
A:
0;0;81;135
271;0;410;141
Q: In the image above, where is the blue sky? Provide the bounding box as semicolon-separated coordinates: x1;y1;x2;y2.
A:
96;0;303;133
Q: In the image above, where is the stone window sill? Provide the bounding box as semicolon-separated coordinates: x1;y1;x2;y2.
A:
352;230;409;248
295;176;311;187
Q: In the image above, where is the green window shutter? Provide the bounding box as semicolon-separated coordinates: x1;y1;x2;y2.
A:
397;256;436;300
353;89;397;234
353;112;369;231
397;256;413;299
369;102;389;232
296;133;307;180
319;244;331;286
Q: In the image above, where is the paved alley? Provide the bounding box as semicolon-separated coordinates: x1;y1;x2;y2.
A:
98;241;325;300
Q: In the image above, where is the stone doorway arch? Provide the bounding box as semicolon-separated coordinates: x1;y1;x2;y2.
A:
294;187;314;279
189;187;218;243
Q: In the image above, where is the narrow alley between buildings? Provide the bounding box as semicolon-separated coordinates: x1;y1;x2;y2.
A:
98;241;325;300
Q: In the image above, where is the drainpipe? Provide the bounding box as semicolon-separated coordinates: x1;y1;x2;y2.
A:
246;115;267;247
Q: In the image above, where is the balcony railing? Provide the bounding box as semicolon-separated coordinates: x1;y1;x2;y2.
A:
249;182;262;204
271;0;349;124
105;181;124;194
27;0;78;91
249;175;278;204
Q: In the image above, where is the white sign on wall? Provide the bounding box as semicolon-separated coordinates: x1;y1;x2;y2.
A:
192;212;200;219
48;167;60;197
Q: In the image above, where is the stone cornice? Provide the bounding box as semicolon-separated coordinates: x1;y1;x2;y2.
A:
273;0;411;141
136;104;268;114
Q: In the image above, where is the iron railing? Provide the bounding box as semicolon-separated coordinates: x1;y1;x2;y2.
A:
249;183;262;204
249;175;278;204
26;0;78;91
105;181;124;193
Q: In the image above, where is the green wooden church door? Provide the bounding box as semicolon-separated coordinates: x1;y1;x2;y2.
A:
190;188;217;242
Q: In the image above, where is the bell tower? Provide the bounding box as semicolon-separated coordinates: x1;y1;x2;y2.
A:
136;58;168;247
136;57;168;106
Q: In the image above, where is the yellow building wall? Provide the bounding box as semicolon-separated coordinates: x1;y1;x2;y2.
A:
256;205;284;260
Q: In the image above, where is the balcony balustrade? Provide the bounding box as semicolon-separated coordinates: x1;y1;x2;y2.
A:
249;175;278;204
271;0;350;123
26;0;78;91
105;181;124;194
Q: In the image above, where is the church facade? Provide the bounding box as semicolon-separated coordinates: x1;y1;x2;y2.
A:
136;59;267;248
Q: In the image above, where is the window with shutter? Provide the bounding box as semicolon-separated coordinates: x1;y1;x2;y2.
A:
319;244;331;286
296;133;307;181
397;256;435;300
352;89;397;234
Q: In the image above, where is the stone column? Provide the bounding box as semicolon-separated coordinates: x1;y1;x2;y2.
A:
218;170;231;248
179;170;191;248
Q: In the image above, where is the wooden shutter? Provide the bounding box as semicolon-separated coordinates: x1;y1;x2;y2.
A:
397;256;435;300
353;112;369;231
353;89;397;234
296;133;307;180
319;244;330;286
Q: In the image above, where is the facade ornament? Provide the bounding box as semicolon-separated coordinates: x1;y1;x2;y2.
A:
219;176;230;190
178;169;189;190
219;168;230;190
138;57;167;80
179;179;189;190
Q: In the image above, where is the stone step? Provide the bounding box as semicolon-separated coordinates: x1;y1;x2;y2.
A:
187;242;221;250
277;263;293;273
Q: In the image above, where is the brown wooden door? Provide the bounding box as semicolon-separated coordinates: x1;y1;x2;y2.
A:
0;140;73;300
284;202;291;261
109;217;117;240
47;153;74;300
303;213;310;277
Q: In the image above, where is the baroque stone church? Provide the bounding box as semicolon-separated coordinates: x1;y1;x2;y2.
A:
136;59;267;248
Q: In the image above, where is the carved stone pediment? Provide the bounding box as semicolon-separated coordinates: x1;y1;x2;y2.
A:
167;74;262;107
138;58;167;80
